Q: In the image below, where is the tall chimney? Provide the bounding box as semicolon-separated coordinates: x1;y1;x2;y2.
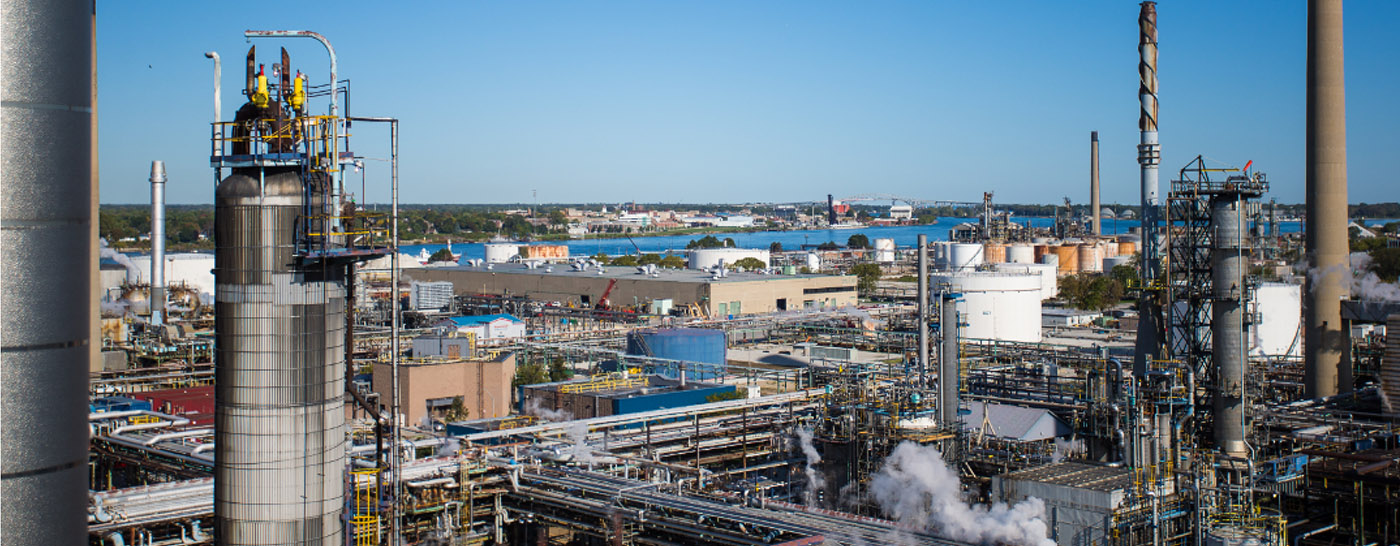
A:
917;234;929;387
1;1;94;544
1133;1;1163;374
150;161;167;326
1091;131;1101;236
827;194;837;225
1304;0;1350;398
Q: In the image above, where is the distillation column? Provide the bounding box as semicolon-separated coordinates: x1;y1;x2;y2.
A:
1303;0;1350;398
0;1;94;544
938;293;960;427
215;165;347;545
1212;198;1249;457
918;234;929;386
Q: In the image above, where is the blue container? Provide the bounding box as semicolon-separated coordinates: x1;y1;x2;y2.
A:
612;384;736;415
626;328;726;381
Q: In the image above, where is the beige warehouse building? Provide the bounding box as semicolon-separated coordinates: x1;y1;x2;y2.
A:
405;263;857;316
373;353;516;426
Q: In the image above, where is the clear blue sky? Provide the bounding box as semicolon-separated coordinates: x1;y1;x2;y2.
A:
96;1;1398;206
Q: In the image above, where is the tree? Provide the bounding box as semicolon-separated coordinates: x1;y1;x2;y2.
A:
547;358;574;382
732;257;767;271
1368;247;1400;282
445;396;469;422
1058;272;1126;312
548;209;568;227
610;255;639;267
850;263;882;294
659;255;686;269
816;241;839;251
770;241;783;253
428;248;456;263
687;235;724;249
638;253;663;266
513;362;548;388
847;234;870;249
723;237;737;248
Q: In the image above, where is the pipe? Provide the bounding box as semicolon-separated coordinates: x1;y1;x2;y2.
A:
1303;0;1350;398
243;31;336;116
1295;523;1336;546
142;428;213;446
1133;1;1163;376
112;417;191;436
917;234;929;388
203;52;220;126
150;161;167;326
1090;131;1101;236
1;2;94;543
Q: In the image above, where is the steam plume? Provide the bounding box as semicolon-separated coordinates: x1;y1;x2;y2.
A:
793;427;825;507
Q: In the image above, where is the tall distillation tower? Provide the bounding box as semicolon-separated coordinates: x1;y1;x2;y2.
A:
210;40;387;546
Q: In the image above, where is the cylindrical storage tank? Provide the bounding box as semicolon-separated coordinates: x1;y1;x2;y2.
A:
1118;240;1138;256
1033;245;1049;263
993;263;1058;301
1100;240;1118;258
1077;244;1102;273
215;168;345;546
1054;245;1079;275
930;241;950;270
483;242;521;264
1251;282;1302;357
874;238;896;263
1040;252;1059;268
626;328;727;381
805;252;822;272
688;248;770;270
1103;255;1133;272
983;243;1007;264
929;272;1042;343
948;243;984;271
1031;237;1053;245
1203;526;1267;546
1007;244;1035;264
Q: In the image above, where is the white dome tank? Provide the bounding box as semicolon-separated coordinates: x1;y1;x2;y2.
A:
690;248;771;270
484;242;521;264
1006;244;1035;264
1251;282;1302;357
874;238;896;263
931;271;1042;343
948;243;985;271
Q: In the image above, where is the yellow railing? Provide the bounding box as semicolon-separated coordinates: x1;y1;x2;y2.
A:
351;468;380;546
558;373;646;394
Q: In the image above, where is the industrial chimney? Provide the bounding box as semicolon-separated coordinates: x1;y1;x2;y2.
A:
1303;0;1351;398
827;194;838;225
1091;131;1101;236
1133;1;1163;374
150;161;167;326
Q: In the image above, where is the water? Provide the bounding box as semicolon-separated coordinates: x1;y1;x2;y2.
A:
403;216;1302;262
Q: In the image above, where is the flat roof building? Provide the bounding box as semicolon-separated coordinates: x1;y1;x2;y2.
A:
406;263;857;317
373;353;517;426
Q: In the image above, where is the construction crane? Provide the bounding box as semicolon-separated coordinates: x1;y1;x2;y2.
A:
595;279;618;311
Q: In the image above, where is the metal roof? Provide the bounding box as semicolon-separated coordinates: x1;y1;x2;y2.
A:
960;400;1070;442
444;313;524;326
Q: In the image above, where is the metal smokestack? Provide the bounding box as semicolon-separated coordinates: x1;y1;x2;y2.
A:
1133;1;1163;374
0;1;94;544
150;161;167;326
1304;0;1350;398
1213;197;1249;456
1091;131;1101;236
917;234;929;387
827;194;837;225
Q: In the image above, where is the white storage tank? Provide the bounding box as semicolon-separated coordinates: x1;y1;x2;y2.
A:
874;238;896;263
1251;282;1302;357
931;271;1042;343
993;263;1058;301
689;248;771;270
484;242;522;264
930;241;951;269
805;252;822;272
948;243;985;271
1006;244;1035;264
134;252;216;296
1077;244;1102;273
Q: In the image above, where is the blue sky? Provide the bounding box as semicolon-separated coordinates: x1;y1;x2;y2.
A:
97;1;1398;206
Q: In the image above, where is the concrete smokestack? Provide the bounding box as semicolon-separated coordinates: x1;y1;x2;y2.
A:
1091;131;1101;236
1;1;94;544
1304;0;1350;398
827;194;837;225
150;161;167;326
1133;1;1163;374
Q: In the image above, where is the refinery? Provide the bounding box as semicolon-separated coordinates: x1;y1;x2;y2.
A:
5;2;1400;546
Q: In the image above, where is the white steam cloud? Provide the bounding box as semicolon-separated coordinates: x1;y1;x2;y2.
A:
525;399;596;465
793;427;825;507
99;238;141;281
1349;252;1400;302
868;442;1054;546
